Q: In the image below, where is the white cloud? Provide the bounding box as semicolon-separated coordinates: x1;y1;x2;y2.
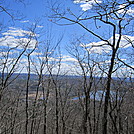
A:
30;51;43;56
108;34;134;48
80;2;93;11
33;55;80;75
74;0;102;11
61;55;78;62
127;7;134;17
20;20;30;23
0;36;37;49
118;4;134;17
37;25;44;28
81;34;134;54
74;0;134;15
0;27;38;49
117;4;126;14
85;41;107;47
3;27;36;37
82;41;111;54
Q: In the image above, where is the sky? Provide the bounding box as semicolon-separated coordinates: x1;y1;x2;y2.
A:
0;0;134;77
1;0;81;41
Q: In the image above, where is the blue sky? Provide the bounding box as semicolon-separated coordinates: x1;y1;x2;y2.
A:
1;0;107;44
0;0;134;76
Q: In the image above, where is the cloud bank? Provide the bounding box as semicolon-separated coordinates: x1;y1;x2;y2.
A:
0;27;37;49
80;34;134;54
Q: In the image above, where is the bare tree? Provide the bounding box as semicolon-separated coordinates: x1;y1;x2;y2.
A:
49;0;134;133
0;23;39;134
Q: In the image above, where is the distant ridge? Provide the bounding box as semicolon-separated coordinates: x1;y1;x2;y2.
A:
0;73;133;82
